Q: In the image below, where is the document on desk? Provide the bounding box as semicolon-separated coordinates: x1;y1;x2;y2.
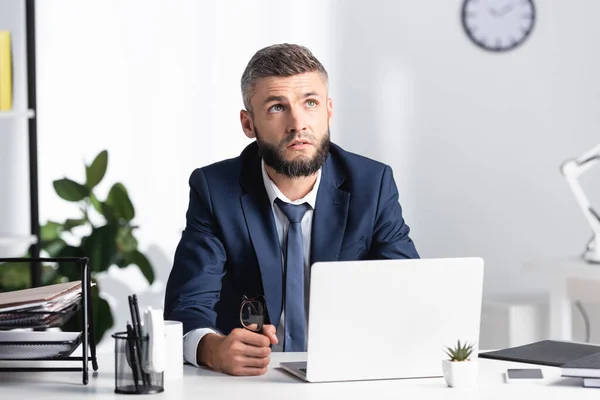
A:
0;281;83;328
562;352;600;378
0;281;81;312
479;340;600;367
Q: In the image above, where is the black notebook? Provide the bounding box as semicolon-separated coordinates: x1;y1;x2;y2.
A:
562;352;600;378
479;340;600;367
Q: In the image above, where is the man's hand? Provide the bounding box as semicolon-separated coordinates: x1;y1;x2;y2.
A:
197;325;278;376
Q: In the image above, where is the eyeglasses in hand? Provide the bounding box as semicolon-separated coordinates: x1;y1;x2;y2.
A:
240;295;265;333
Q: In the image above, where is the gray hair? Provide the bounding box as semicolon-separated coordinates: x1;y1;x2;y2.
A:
241;44;328;114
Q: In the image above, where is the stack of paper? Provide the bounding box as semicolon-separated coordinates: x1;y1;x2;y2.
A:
562;352;600;388
0;281;82;328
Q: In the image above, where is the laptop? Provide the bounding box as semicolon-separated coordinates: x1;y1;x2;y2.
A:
280;257;484;382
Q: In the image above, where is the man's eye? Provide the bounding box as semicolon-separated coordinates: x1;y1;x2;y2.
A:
269;104;285;112
306;100;317;107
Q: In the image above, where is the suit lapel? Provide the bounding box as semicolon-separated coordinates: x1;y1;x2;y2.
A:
239;144;283;327
311;155;351;264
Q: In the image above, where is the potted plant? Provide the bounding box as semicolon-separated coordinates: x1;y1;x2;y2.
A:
0;150;155;343
442;340;478;388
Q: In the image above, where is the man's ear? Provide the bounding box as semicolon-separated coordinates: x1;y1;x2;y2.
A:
327;97;333;125
240;110;255;139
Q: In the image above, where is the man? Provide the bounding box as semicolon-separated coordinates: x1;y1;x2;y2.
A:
164;43;419;376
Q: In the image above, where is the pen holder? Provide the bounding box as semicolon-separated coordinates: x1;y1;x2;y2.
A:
113;332;164;394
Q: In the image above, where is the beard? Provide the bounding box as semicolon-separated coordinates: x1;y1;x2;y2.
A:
254;126;330;179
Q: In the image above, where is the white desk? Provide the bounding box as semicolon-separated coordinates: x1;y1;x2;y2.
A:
524;257;600;341
0;352;596;399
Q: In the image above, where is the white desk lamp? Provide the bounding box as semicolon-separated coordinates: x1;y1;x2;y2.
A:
560;143;600;264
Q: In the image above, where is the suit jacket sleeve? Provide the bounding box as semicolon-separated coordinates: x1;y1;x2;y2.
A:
368;165;420;259
164;168;227;335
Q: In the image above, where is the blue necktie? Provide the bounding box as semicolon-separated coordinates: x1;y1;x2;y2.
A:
275;198;311;352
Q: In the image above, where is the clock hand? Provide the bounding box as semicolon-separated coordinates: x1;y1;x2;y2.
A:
489;2;516;18
498;2;515;16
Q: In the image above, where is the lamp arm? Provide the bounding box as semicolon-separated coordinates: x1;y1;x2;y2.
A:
562;175;600;232
562;143;600;178
575;143;600;165
560;143;600;263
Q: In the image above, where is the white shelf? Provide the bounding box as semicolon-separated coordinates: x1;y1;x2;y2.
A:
0;110;35;119
0;235;38;258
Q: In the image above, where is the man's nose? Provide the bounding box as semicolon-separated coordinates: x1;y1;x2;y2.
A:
287;106;308;133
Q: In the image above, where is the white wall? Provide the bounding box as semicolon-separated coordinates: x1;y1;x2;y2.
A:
327;0;600;296
31;0;600;345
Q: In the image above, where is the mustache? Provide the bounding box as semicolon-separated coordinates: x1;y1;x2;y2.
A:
280;133;316;147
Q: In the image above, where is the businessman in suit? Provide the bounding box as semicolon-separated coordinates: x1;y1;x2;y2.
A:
164;43;419;376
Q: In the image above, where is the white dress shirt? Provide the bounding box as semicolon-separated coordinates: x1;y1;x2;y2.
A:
183;160;321;366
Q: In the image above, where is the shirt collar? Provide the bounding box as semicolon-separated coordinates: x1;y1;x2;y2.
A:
261;159;321;208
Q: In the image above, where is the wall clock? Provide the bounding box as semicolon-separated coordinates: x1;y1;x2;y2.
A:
461;0;536;52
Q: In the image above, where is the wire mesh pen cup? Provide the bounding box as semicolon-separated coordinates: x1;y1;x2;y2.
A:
113;331;164;394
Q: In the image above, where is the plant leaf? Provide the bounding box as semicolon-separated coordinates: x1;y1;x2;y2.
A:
116;226;138;254
93;291;114;344
41;263;63;286
41;221;63;241
89;192;104;215
100;203;116;222
0;262;31;291
81;225;117;273
64;218;87;231
106;183;135;221
53;178;89;202
43;238;67;257
129;250;154;284
85;150;108;189
445;340;477;361
55;245;84;282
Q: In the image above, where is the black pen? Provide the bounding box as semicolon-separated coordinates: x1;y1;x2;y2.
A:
128;294;149;388
131;294;142;337
127;295;138;333
126;323;140;392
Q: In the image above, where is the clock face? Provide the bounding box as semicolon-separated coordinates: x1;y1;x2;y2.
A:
461;0;536;52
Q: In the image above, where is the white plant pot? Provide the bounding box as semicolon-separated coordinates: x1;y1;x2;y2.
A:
442;359;478;388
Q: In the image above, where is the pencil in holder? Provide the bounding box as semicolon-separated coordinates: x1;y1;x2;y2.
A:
113;331;164;394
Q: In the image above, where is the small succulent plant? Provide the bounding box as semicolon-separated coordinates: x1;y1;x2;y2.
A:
444;340;475;362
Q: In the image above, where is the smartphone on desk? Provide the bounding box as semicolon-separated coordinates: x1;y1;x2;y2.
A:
504;368;544;383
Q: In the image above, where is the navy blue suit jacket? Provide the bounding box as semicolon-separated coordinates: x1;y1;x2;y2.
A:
164;142;419;335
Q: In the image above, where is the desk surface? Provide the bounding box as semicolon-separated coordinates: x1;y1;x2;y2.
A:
0;352;596;399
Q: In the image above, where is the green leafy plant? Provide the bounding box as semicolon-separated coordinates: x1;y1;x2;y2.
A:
0;150;155;343
444;340;475;362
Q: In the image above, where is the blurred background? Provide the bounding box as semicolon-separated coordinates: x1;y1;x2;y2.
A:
1;0;600;351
